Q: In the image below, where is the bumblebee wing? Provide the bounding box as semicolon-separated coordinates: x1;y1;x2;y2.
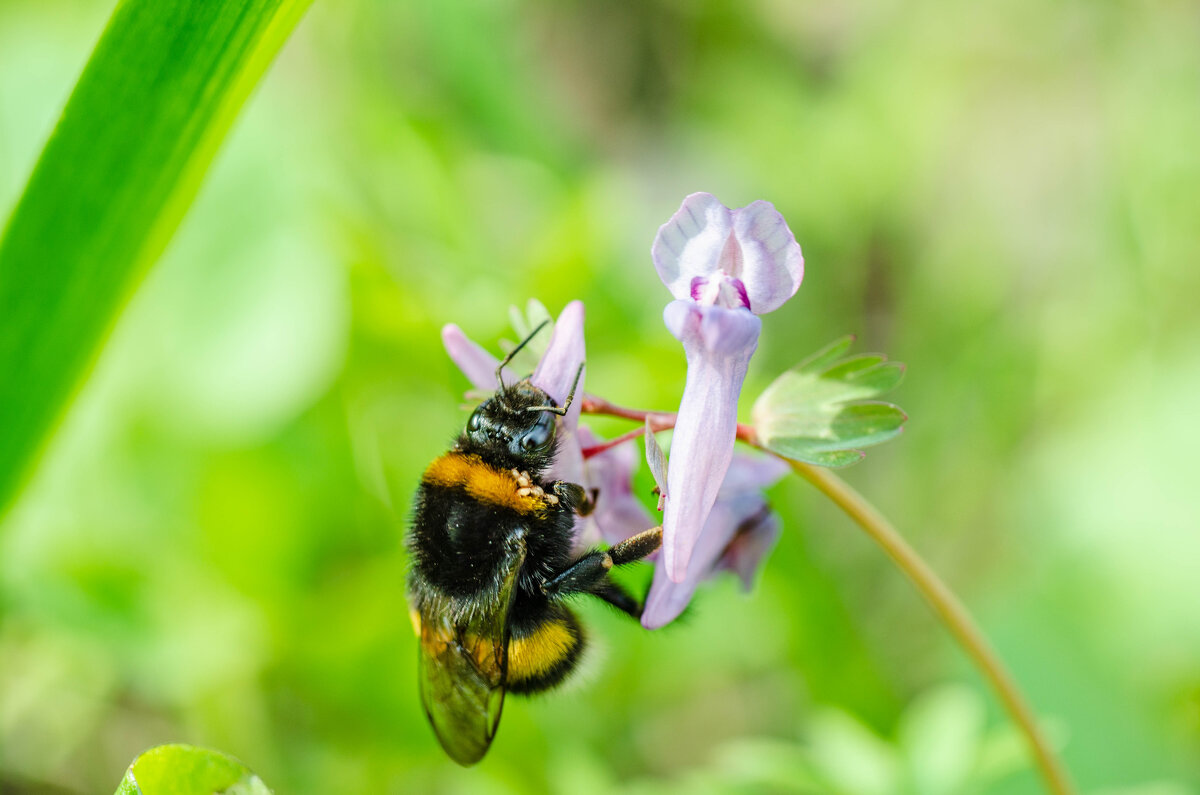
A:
417;541;525;765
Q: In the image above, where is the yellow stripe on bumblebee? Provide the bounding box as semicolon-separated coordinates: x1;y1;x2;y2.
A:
422;452;549;515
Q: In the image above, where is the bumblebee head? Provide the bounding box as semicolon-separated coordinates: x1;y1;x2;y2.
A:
460;382;562;467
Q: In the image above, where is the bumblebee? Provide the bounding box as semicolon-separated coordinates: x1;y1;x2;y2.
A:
407;323;662;765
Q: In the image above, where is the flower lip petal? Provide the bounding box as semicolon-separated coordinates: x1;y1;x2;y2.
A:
663;300;761;356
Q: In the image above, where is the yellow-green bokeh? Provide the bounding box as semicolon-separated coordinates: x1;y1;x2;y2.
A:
2;0;1198;792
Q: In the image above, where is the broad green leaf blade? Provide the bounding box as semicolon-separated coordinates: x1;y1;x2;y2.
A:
0;0;313;520
752;338;907;468
114;744;272;795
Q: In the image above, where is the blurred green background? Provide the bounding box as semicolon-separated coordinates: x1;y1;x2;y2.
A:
2;0;1198;792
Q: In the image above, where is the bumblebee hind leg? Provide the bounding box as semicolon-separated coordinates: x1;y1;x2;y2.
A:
540;526;662;621
591;580;643;620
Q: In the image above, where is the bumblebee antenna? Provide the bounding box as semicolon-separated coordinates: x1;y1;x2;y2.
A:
527;362;584;417
496;319;551;390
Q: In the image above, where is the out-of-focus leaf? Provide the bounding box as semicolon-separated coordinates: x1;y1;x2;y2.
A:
0;0;313;521
113;745;271;795
751;336;907;467
897;684;985;795
806;709;900;795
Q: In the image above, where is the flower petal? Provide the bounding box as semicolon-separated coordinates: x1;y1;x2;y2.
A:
642;453;787;628
531;300;587;498
641;497;745;629
730;201;804;314
660;300;761;582
531;300;585;408
717;452;789;498
652;193;804;315
441;323;510;392
652;193;733;301
718;510;781;591
581;427;656;546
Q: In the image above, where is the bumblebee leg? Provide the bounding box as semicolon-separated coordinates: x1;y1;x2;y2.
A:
550;481;596;516
542;526;662;597
608;526;663;565
591;580;642;620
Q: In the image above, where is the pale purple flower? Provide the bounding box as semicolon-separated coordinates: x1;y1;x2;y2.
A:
641;453;789;629
653;193;803;582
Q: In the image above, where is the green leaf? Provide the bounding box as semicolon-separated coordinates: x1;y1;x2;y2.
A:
114;745;272;795
752;335;907;468
0;0;313;520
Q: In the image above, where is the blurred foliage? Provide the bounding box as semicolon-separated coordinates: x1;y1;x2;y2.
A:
114;744;271;795
0;0;313;519
2;0;1199;793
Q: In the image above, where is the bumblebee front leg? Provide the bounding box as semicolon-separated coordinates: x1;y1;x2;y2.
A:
541;526;663;598
550;481;596;516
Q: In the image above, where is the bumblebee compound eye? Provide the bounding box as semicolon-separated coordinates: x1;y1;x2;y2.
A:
520;412;556;452
467;405;485;433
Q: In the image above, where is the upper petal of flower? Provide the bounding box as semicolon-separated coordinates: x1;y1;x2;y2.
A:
652;193;803;314
653;193;734;301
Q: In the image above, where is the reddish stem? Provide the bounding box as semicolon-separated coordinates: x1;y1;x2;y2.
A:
581;426;647;459
580;394;758;445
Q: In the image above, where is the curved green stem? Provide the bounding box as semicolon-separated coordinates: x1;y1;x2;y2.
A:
787;460;1076;795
